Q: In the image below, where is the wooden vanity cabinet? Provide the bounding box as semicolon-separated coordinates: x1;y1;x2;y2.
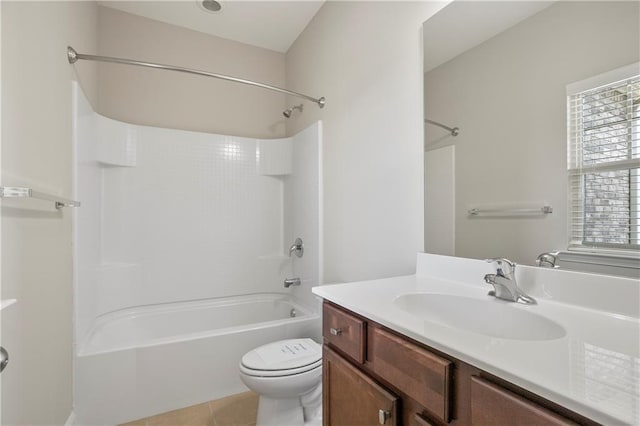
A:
322;301;599;426
322;301;451;426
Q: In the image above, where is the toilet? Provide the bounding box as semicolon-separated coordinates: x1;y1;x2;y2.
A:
239;338;322;426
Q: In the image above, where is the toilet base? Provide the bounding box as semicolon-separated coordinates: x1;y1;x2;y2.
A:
256;396;303;426
255;385;322;426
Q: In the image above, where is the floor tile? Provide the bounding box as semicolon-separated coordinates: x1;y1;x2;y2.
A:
210;391;258;426
120;420;147;426
147;402;213;426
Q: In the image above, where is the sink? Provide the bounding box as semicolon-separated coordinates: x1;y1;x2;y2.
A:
393;293;566;341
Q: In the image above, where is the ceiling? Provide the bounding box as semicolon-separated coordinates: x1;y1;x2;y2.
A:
423;1;555;72
98;0;325;53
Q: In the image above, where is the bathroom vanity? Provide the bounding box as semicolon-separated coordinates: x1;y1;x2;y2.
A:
312;254;640;426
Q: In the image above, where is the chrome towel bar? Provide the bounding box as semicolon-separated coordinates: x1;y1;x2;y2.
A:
0;187;81;209
468;205;553;216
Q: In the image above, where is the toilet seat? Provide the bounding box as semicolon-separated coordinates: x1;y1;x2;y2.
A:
240;358;322;377
240;338;322;378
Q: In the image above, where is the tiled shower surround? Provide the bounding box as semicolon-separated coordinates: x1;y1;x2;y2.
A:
73;83;322;424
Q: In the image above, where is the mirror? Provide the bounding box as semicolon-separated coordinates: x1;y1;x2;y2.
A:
423;1;640;271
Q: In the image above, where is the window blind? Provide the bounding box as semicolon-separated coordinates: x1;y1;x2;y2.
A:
568;73;640;251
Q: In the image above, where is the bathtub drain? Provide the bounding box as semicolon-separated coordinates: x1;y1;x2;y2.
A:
290;309;297;318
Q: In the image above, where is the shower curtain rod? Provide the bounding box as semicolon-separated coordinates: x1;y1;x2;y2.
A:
424;119;459;136
67;46;326;108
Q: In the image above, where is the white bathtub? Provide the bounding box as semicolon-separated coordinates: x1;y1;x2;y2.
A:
74;293;320;425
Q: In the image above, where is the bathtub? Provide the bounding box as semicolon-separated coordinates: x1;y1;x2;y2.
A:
74;293;320;425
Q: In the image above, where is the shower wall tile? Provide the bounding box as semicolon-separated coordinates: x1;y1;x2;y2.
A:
283;121;323;337
95;115;138;167
100;126;287;307
258;138;292;175
75;83;322;352
74;84;298;337
74;84;104;340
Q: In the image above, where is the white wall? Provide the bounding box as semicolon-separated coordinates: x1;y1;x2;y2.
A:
96;6;287;139
1;1;98;424
424;1;640;265
285;1;448;284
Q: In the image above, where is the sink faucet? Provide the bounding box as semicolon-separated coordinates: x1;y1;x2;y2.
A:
484;258;536;305
284;277;301;288
536;251;559;268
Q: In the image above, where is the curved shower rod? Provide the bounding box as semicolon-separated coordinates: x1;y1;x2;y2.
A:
424;119;459;136
67;46;326;108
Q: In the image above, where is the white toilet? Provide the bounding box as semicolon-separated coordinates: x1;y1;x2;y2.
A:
239;338;322;426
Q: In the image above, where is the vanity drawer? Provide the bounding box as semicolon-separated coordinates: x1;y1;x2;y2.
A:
323;302;366;364
367;325;452;423
470;376;577;426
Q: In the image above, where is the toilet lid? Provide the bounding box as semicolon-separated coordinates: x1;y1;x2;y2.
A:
241;338;321;371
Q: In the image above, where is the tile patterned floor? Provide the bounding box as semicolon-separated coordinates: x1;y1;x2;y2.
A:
120;391;258;426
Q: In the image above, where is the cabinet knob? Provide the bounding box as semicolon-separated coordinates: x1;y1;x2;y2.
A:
378;409;391;424
330;327;342;336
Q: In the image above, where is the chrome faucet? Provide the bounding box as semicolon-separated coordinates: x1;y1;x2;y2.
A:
536;251;559;268
289;238;304;258
284;277;301;288
484;258;536;305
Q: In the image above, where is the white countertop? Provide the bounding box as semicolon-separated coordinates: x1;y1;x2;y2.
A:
312;253;640;426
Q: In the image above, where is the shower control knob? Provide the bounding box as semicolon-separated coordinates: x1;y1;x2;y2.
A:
288;238;304;258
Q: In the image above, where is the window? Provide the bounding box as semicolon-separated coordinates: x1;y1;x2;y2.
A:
567;64;640;252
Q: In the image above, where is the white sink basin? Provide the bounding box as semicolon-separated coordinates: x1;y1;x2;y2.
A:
393;293;566;341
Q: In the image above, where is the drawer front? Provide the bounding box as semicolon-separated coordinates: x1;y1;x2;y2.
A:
367;326;452;423
470;376;577;426
323;302;366;364
324;346;398;426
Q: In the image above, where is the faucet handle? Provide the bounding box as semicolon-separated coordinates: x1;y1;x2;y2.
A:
485;258;516;276
289;237;304;258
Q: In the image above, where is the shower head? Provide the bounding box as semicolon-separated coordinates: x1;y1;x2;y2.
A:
283;104;304;118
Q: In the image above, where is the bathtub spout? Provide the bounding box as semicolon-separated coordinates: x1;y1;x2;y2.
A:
284;277;301;288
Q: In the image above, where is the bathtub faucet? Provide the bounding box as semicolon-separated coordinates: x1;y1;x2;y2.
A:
284;277;301;288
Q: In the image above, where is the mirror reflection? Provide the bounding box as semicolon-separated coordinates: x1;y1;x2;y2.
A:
423;1;640;276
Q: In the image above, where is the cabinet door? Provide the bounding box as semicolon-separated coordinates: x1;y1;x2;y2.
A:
323;346;398;426
471;376;577;426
